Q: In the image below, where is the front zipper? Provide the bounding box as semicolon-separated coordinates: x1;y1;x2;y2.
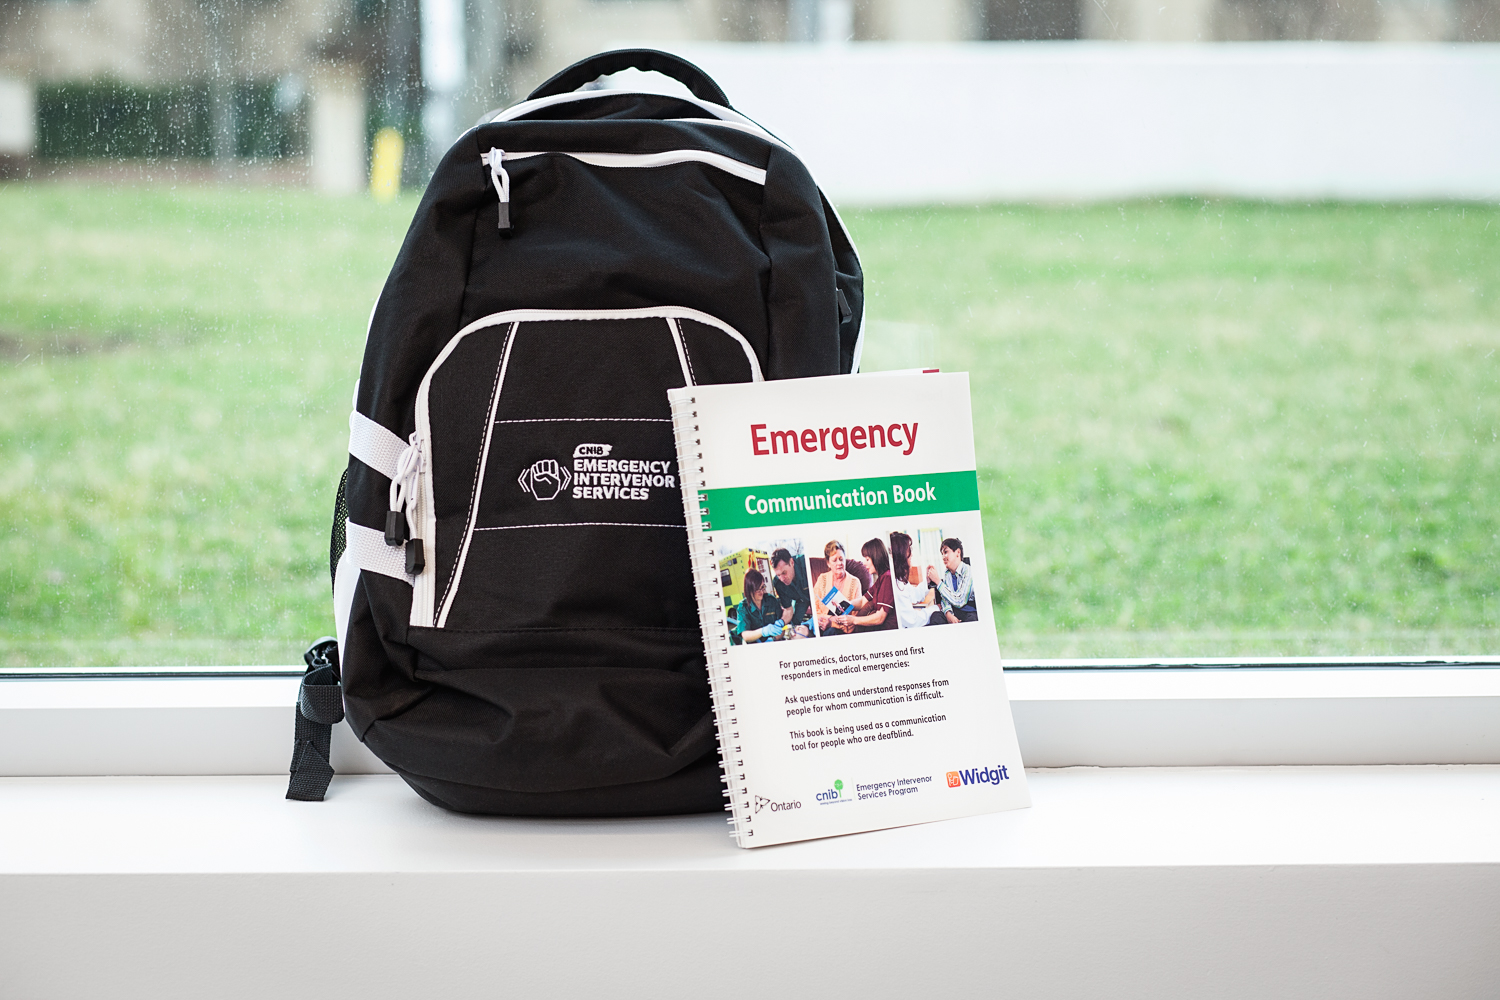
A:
385;433;426;575
411;401;437;626
478;148;767;230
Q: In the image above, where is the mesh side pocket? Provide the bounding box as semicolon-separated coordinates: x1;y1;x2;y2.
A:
330;467;348;591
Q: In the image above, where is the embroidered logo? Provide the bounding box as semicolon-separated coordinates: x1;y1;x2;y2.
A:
517;459;571;501
517;444;676;502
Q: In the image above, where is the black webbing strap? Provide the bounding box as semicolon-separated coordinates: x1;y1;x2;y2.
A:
287;637;344;801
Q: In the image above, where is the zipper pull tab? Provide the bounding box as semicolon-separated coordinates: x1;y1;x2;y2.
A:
487;148;511;230
384;511;406;547
388;436;424;579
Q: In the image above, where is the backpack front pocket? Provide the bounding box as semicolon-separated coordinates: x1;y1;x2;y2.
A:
409;307;761;634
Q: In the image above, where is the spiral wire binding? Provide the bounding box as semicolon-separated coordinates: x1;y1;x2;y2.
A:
670;392;752;845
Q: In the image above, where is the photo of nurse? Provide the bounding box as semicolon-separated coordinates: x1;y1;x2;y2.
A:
811;539;863;636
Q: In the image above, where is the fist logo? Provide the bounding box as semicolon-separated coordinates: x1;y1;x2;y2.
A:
518;459;571;501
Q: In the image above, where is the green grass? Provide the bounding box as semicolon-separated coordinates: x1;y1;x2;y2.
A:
855;202;1500;656
0;184;410;666
1;186;1496;664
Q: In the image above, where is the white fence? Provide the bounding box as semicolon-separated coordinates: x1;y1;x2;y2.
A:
661;42;1500;204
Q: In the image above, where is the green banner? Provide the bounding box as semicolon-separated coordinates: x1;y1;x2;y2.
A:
699;470;980;532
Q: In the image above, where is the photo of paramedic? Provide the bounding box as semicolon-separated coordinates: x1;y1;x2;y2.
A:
733;569;790;644
833;537;898;634
812;539;863;635
927;537;979;625
889;531;938;629
768;548;813;637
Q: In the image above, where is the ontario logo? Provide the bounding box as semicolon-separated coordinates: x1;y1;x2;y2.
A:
946;765;1011;788
816;779;849;804
755;794;802;814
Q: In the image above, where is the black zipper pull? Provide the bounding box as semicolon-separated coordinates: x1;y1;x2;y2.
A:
836;287;852;323
406;538;425;575
487;148;512;230
385;511;406;547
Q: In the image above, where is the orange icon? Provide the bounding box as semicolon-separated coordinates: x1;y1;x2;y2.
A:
946;771;961;788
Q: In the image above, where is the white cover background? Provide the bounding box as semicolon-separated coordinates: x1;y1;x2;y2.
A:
687;371;976;490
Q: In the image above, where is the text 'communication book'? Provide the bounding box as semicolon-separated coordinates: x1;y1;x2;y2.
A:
668;371;1029;847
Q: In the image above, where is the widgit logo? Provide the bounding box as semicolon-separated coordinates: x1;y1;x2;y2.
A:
946;765;1011;788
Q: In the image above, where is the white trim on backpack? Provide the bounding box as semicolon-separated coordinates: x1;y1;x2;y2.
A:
489;148;767;186
666;317;695;386
409;305;763;629
345;519;413;582
333;542;356;658
334;519;416;657
348;409;408;482
431;322;518;629
429;306;764;386
849;312;866;374
489;89;766;132
664;117;862;264
471;104;864;374
822;199;865;373
666;118;866;372
667;116;793;152
365;294;380;344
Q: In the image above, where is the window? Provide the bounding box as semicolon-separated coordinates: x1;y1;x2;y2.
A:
854;201;1500;660
2;1;1494;672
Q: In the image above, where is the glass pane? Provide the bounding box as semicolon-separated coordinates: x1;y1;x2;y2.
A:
1;186;408;666
854;203;1500;658
3;2;1496;667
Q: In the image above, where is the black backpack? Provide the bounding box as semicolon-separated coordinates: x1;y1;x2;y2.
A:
287;50;864;815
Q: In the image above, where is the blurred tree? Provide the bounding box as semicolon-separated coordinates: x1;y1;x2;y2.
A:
1213;0;1381;38
983;0;1080;37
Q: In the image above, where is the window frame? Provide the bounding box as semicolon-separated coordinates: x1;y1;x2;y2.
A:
3;658;1496;776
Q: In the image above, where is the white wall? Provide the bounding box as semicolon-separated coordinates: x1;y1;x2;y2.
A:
308;64;366;196
667;42;1500;203
0;78;34;156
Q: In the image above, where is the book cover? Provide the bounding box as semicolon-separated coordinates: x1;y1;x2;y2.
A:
669;371;1029;847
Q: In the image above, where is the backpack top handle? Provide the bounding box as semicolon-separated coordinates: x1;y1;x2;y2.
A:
527;48;734;110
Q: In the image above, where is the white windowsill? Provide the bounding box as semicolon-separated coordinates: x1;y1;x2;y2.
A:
3;766;1497;998
2;665;1497;775
5;665;1497;995
1009;664;1500;766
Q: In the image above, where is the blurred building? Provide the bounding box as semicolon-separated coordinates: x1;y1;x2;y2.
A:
0;0;1496;187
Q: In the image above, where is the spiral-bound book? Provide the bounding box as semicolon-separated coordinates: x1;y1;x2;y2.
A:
668;371;1029;848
